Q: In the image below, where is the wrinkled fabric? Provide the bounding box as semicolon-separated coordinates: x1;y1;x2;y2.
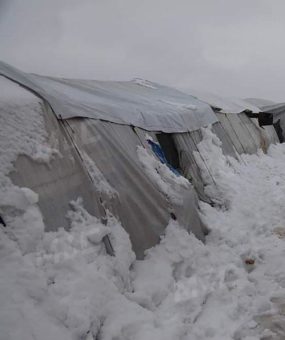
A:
11;102;206;258
0;61;217;133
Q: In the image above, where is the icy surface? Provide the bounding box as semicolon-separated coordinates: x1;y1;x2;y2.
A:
1;77;285;339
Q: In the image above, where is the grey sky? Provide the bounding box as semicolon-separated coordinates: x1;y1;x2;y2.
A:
0;0;284;101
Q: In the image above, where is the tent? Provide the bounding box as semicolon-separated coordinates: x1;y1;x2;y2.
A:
1;62;279;258
184;89;279;154
1;62;229;258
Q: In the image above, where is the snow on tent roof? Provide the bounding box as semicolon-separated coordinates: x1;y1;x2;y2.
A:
0;61;217;133
183;88;261;114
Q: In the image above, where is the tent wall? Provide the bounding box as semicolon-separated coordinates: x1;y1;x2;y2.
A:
67;119;207;258
172;122;236;203
250;118;279;150
10;102;103;231
261;103;285;142
10;100;206;259
216;112;278;154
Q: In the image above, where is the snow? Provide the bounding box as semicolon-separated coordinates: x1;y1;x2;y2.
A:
0;76;58;189
2;76;285;339
132;78;158;89
137;145;190;204
80;150;118;197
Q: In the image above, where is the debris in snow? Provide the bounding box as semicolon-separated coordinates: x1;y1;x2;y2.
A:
244;258;255;265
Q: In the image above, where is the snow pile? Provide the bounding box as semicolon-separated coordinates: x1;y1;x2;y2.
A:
0;76;58;193
0;195;137;340
137;145;189;204
2;76;285;339
196;128;285;339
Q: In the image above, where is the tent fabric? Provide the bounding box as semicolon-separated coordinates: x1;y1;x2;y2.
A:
216;112;278;155
173;122;237;203
10;102;103;232
185;88;261;114
245;98;275;108
262;103;285;141
0;61;218;133
10;99;206;258
67;119;207;258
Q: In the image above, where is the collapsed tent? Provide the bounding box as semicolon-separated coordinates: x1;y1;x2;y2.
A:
1;63;225;258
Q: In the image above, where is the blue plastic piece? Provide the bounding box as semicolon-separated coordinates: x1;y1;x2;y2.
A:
147;140;180;176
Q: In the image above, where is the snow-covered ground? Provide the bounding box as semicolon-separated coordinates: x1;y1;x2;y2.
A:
1;77;285;340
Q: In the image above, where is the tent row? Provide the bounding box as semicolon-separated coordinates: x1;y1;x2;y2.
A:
0;62;280;258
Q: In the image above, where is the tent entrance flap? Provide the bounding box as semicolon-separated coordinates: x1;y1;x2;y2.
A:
156;133;181;171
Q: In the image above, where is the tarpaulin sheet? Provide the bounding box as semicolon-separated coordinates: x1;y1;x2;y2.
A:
186;88;261;114
0;61;217;133
10;98;206;258
67;119;206;258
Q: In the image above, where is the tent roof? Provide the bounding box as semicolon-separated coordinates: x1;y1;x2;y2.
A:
0;61;217;133
244;98;275;108
183;88;261;114
261;102;285;116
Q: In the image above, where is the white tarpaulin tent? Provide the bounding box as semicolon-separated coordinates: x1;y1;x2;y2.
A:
0;61;217;133
1;63;221;258
185;88;262;114
184;88;279;154
1;62;278;258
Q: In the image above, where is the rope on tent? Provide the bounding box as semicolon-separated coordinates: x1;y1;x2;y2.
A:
59;118;115;257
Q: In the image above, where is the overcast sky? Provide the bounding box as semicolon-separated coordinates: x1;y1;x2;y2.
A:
0;0;284;101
